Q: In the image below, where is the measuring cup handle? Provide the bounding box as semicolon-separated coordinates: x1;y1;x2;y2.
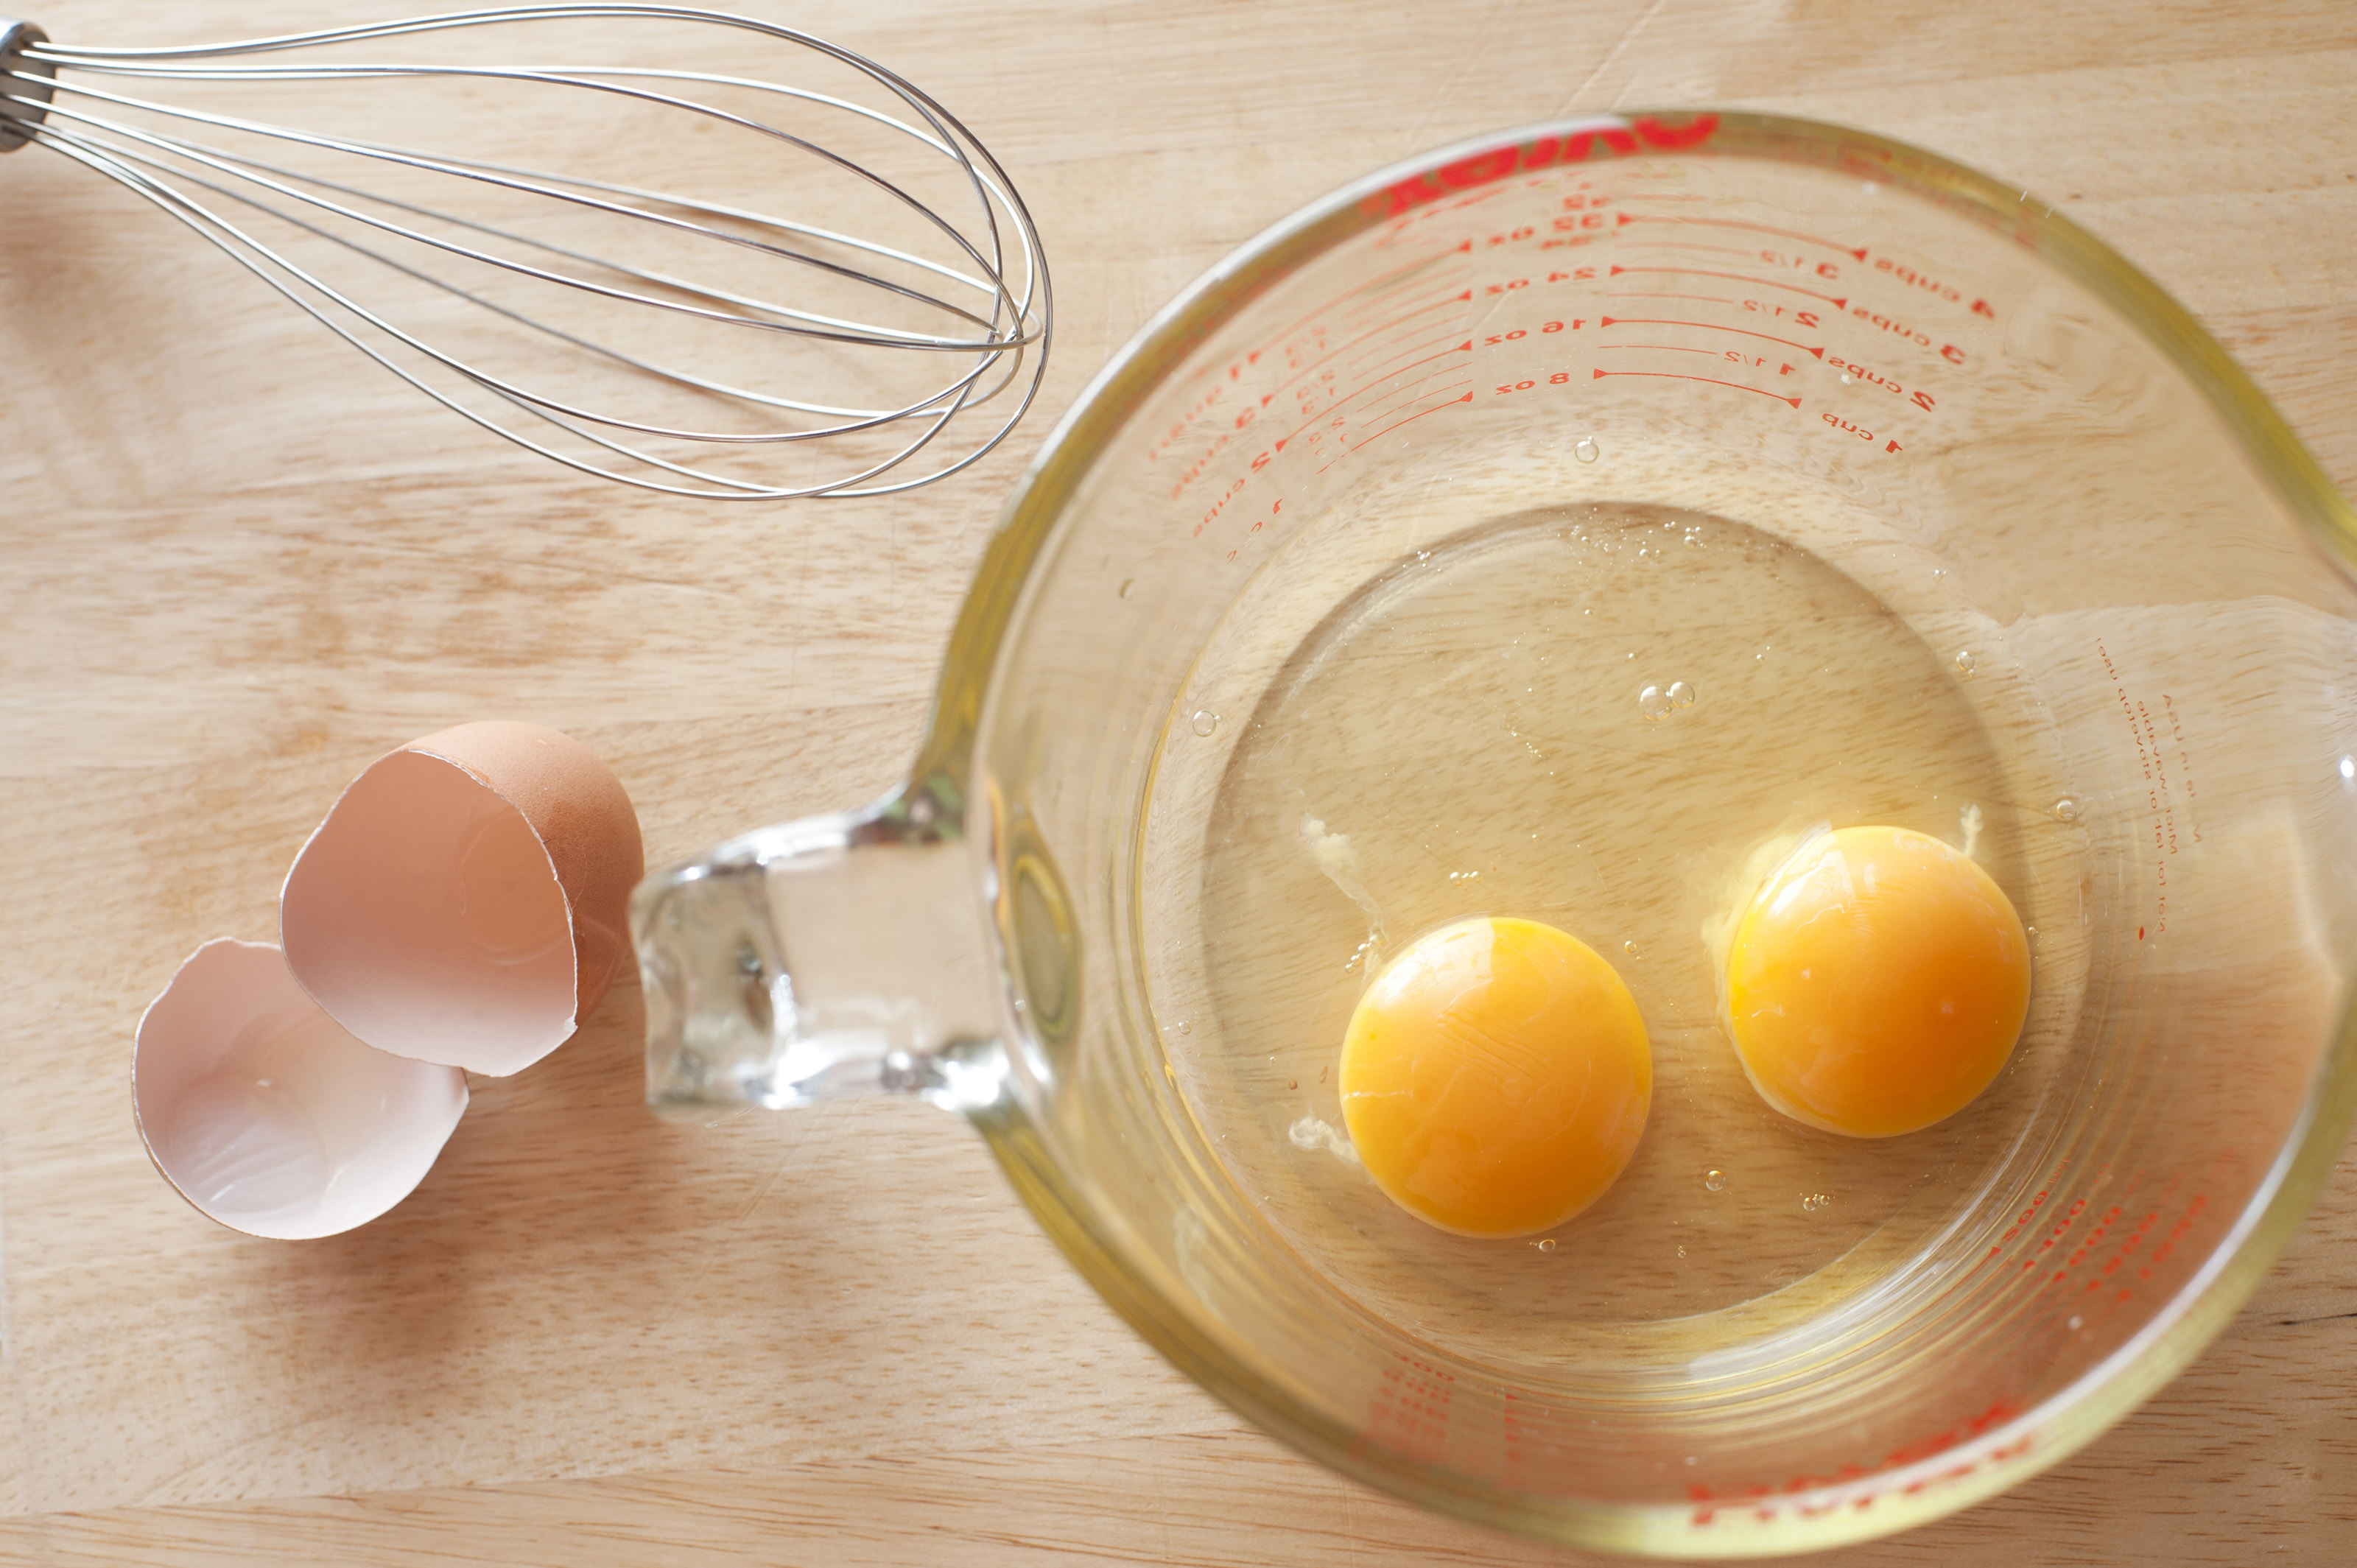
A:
630;780;1006;1119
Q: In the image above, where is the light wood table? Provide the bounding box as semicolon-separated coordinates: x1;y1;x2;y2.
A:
2;1;2352;1563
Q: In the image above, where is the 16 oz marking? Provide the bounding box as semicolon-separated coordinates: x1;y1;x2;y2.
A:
1483;320;1584;345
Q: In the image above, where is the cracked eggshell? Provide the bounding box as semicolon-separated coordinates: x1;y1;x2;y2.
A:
281;720;644;1076
133;939;469;1240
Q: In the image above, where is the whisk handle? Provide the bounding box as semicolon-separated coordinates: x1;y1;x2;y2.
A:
0;18;54;152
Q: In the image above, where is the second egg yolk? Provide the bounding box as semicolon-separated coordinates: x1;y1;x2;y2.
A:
1340;917;1651;1237
1724;825;2030;1138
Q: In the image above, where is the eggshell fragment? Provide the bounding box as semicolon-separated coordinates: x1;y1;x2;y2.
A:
133;939;468;1240
281;721;643;1076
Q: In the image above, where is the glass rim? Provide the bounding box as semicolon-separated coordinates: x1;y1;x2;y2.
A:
935;110;2357;1555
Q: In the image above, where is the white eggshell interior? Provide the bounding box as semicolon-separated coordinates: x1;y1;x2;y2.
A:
133;939;469;1240
282;750;577;1075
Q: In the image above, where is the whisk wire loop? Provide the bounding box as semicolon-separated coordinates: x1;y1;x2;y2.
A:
0;7;1052;499
23;72;1010;351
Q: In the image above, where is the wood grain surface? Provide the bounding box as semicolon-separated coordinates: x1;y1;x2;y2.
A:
3;1;2353;1564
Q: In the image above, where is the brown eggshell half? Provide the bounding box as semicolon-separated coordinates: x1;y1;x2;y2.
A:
133;939;470;1240
280;721;644;1076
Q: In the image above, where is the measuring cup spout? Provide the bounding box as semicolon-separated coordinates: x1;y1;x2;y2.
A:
630;781;1006;1119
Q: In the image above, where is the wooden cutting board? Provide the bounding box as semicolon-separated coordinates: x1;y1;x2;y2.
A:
1;1;2350;1562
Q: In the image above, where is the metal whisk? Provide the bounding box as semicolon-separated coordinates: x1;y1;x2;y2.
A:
0;7;1050;499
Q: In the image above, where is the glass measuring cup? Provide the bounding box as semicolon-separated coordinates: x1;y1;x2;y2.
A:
630;113;2357;1556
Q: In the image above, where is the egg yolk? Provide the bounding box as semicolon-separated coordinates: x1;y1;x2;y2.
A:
1340;917;1651;1237
1724;825;2029;1138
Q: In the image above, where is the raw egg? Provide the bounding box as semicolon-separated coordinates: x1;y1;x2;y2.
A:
1724;825;2030;1137
1340;917;1651;1237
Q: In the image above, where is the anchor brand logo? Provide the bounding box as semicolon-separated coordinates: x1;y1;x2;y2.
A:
1364;116;1721;218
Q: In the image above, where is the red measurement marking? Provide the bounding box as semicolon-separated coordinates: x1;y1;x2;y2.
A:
1179;307;1467;498
1267;318;1472;411
1360;367;1464;422
1592;368;1801;407
1616;211;1867;260
1986;1186;2056;1259
1249;252;1461;368
2066;1206;2124;1270
1601;315;1824;358
1605;292;1738;306
1366;383;1475;427
1320;390;1474;471
1611;242;1756;258
2034;1197;2090;1258
1341;270;1465;329
1272;340;1473;450
1687;1399;2023;1528
1601;343;1720;354
1609;265;1847;308
1368;304;1480;349
1364;1356;1455;1461
2161;695;2205;843
1362;116;1720;217
2145;1193;2209;1271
